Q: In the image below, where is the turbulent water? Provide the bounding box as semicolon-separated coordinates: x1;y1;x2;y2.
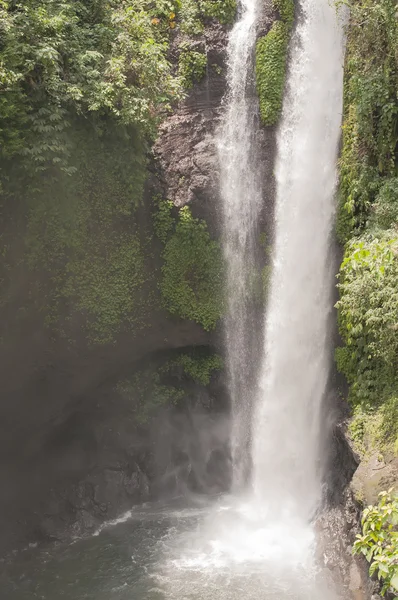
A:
1;498;339;599
2;1;347;598
217;0;263;488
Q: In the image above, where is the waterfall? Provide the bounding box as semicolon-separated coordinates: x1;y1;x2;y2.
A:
252;0;345;520
217;0;263;488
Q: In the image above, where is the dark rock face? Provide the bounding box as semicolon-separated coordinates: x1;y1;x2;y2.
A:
0;367;231;553
318;398;392;599
325;421;359;506
0;315;215;553
153;14;277;238
154;24;228;219
316;489;377;600
313;387;373;598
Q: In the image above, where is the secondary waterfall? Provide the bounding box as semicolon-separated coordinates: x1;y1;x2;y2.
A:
217;0;263;487
252;0;345;520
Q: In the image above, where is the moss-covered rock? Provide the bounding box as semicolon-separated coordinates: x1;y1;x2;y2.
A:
159;204;224;331
255;0;295;126
116;349;223;423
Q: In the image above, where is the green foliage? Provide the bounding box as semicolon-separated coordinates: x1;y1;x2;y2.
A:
336;236;398;407
164;350;223;385
116;349;223;422
176;0;237;34
255;0;295;126
21;126;150;344
336;0;398;459
200;0;237;25
348;401;398;458
0;0;236;181
177;0;203;34
178;44;207;89
371;179;398;231
0;0;230;346
273;0;295;27
153;196;174;243
338;0;398;240
117;370;184;424
0;0;237;180
0;0;184;182
64;233;146;345
353;490;398;597
160;206;224;330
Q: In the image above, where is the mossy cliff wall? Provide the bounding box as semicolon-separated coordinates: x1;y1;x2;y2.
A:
333;2;398;596
0;0;298;553
0;0;237;553
255;0;295;126
335;0;398;500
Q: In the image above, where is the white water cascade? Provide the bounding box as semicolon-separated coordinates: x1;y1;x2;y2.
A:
145;3;347;597
252;0;345;522
217;0;263;487
154;2;347;598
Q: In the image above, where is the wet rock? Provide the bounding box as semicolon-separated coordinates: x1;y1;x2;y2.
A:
124;466;150;500
316;489;375;599
155;113;220;212
351;451;398;506
72;510;99;537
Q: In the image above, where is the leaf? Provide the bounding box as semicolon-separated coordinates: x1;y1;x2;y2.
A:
391;572;398;591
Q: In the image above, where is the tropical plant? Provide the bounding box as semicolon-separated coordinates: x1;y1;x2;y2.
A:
353;490;398;597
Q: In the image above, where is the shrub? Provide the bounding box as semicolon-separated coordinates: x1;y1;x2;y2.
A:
200;0;237;25
353;490;398;597
178;45;207;89
336;236;398;406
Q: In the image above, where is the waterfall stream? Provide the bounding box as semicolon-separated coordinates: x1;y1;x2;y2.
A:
217;0;263;489
252;0;346;520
